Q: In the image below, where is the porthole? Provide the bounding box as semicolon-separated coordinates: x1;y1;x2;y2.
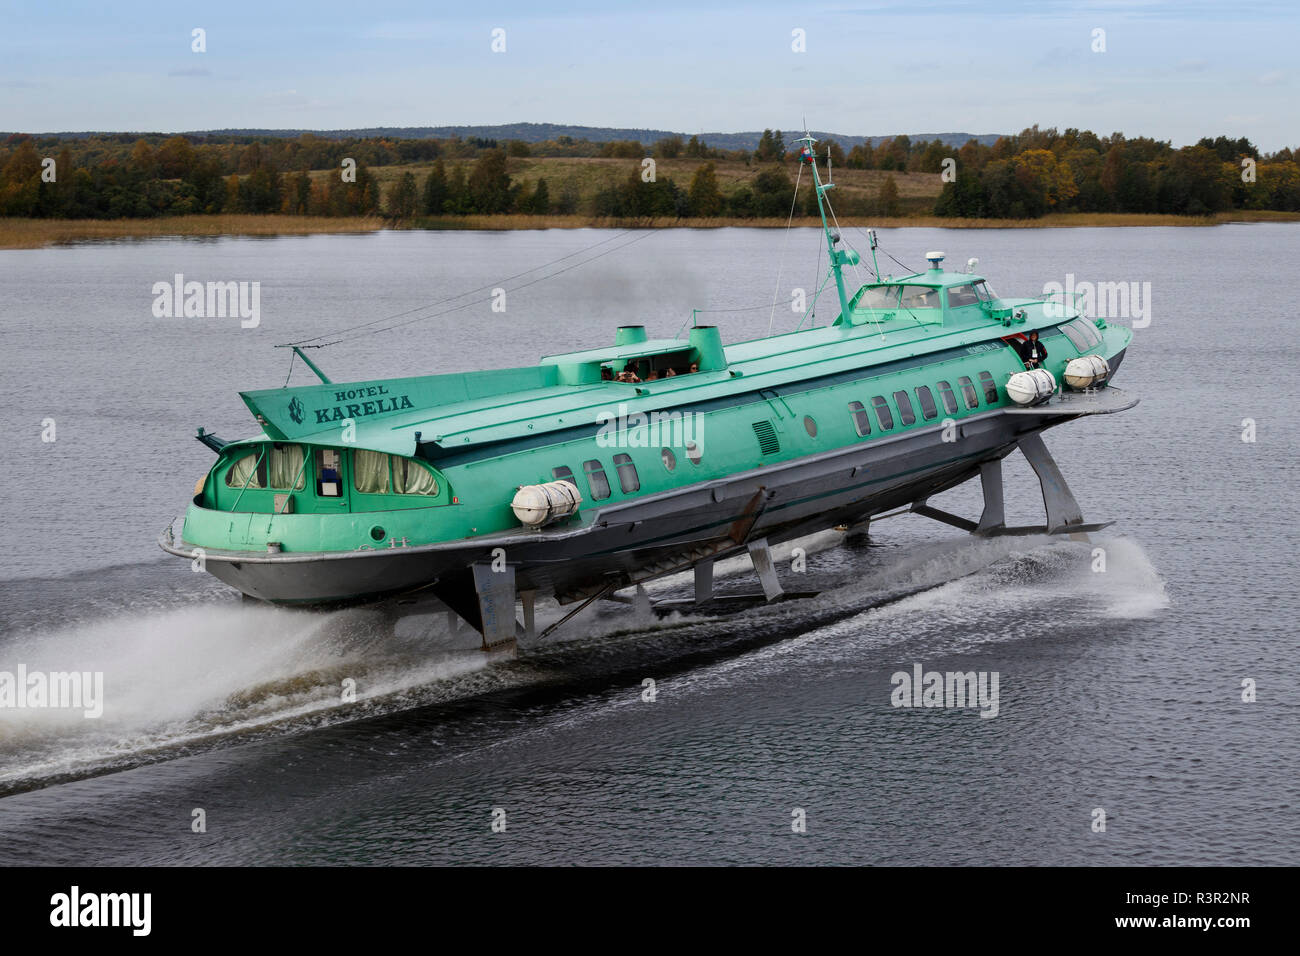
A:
370;526;387;542
803;415;818;437
685;440;702;465
661;447;677;471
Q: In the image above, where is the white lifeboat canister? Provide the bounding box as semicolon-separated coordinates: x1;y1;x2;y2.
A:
1006;368;1057;406
511;479;583;527
1063;354;1110;390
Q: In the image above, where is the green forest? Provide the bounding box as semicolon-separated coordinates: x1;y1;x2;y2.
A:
1;125;1296;222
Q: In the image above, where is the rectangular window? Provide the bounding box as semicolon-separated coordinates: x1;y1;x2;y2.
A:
893;390;916;426
583;459;611;500
269;443;307;490
848;401;871;437
612;453;640;493
915;386;938;420
353;449;391;494
871;395;894;430
552;465;576;484
898;285;942;310
978;371;999;404
937;381;959;415
946;285;980;308
315;448;342;497
958;376;979;409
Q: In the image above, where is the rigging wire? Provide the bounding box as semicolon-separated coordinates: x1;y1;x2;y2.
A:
766;162;805;337
297;230;658;348
281;229;650;348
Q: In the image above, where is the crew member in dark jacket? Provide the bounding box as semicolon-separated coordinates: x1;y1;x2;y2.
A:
1019;330;1048;369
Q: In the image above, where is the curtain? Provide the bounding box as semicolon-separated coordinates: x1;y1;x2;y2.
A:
394;457;439;496
269;444;305;490
226;452;262;489
353;450;391;494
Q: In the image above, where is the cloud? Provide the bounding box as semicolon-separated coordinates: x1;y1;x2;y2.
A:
1256;70;1285;86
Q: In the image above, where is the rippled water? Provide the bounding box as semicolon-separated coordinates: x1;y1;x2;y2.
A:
1;225;1297;864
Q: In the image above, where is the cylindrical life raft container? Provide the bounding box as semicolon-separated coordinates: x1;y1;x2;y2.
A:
511;479;583;527
1006;368;1057;406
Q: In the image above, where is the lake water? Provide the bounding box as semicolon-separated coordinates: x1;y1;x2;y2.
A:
0;225;1296;864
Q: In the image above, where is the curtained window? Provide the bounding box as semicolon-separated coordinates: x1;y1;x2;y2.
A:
225;452;263;488
269;444;306;490
394;457;439;496
353;450;391;494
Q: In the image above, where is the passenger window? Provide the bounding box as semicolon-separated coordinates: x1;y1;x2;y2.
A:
394;457;439;495
915;386;938;420
225;451;264;489
848;401;871;437
583;459;611;500
269;443;307;490
552;465;576;485
958;376;979;409
871;395;894;430
893;390;916;426
353;449;391;494
613;453;640;493
937;381;959;415
978;371;998;404
315;448;342;497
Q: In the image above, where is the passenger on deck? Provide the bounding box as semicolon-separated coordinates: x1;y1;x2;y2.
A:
1019;331;1048;369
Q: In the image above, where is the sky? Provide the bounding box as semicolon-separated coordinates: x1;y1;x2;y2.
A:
1;0;1296;151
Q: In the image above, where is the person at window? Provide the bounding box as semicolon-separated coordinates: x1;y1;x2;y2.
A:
616;362;641;383
646;369;659;380
665;367;677;377
688;362;699;373
600;366;614;381
1018;330;1048;369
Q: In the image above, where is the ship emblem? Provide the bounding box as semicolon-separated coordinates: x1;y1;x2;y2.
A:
288;397;305;425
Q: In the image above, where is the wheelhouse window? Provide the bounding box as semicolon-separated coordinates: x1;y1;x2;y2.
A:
613;453;640;493
957;376;980;409
583;459;611;500
225;450;264;489
978;371;999;404
915;386;938;420
893;390;916;426
858;285;900;309
871;395;894;430
1059;322;1090;351
269;443;306;490
973;280;996;302
315;448;342;497
946;285;980;308
937;381;959;415
353;449;392;494
848;401;871;437
898;285;942;310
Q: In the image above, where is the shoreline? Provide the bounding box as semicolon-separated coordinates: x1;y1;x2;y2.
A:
2;209;1297;249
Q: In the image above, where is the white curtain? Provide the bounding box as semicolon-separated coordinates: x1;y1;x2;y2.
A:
226;452;262;489
394;457;439;495
269;444;305;490
353;450;391;494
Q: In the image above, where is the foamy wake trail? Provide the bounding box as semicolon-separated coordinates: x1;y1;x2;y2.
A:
0;602;488;788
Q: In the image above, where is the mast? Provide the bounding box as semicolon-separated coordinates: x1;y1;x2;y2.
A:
796;132;858;322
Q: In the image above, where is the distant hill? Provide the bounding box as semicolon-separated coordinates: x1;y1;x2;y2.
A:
9;123;1005;151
